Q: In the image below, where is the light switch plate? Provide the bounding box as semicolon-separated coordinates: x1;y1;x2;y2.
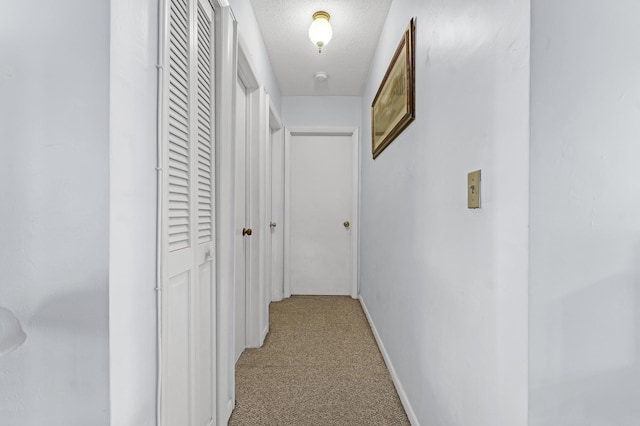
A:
468;169;481;208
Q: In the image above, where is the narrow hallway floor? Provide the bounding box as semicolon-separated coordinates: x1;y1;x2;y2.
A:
229;296;410;425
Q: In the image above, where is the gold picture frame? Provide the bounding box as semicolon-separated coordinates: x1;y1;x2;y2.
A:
371;18;415;159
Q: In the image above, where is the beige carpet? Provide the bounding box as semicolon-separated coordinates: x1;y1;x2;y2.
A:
229;296;410;425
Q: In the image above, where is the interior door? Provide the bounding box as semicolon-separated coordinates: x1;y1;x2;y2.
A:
161;0;215;424
269;126;284;301
234;77;248;362
287;133;356;296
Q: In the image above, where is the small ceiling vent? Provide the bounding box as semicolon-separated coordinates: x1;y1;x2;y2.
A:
314;72;328;83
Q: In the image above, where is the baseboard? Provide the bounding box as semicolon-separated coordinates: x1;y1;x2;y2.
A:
223;398;234;425
359;296;420;426
261;323;269;344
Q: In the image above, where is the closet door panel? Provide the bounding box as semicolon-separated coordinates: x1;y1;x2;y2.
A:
160;0;216;424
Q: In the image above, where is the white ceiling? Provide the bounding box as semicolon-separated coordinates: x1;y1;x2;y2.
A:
248;0;393;96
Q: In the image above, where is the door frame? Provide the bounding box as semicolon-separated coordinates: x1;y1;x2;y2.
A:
267;98;284;303
214;5;237;424
283;127;360;299
236;35;269;350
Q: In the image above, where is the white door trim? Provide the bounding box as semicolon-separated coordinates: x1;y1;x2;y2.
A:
214;5;237;424
267;98;284;303
283;127;359;299
269;98;283;132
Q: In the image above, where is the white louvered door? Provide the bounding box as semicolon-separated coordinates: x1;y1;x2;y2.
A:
161;0;216;425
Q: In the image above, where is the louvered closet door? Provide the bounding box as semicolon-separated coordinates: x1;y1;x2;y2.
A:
161;0;215;425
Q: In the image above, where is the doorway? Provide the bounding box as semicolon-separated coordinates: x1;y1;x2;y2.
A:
233;38;270;362
284;129;359;298
267;101;284;302
234;76;249;362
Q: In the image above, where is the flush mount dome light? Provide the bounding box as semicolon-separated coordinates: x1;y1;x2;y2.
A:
308;11;332;53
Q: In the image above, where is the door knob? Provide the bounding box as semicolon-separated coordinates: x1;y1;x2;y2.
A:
343;221;350;228
242;227;252;236
270;222;277;229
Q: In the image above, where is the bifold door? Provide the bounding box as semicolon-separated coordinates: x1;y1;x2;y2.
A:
159;0;216;424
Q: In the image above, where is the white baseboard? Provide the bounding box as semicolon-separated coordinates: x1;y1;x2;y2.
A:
223;398;234;425
261;324;269;344
359;296;419;426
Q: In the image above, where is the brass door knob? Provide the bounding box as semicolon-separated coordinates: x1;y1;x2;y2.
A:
242;228;253;236
343;221;350;228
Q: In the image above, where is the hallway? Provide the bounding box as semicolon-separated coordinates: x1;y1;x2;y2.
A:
3;0;640;425
230;296;409;425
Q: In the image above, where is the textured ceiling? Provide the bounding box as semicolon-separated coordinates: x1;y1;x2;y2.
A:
248;0;392;96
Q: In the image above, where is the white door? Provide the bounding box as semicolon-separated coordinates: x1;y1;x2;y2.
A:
234;77;248;362
286;132;358;296
160;0;215;424
269;115;284;302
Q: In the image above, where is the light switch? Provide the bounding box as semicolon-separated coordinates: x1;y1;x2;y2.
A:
468;170;481;209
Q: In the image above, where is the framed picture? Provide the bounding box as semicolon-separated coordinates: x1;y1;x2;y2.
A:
371;18;415;159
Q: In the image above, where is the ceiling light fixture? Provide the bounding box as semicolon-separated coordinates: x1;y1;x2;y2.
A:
308;11;332;54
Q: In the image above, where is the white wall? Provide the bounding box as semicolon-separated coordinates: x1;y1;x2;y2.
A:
0;1;111;425
109;1;159;425
282;96;362;128
529;1;640;425
228;0;281;110
359;0;530;425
